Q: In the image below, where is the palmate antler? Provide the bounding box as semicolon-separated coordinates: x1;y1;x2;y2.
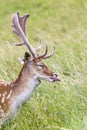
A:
12;12;55;59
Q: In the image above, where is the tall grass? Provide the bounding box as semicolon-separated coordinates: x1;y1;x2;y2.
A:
0;0;87;130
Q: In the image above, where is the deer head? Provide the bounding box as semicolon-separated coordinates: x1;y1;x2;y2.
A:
12;12;60;83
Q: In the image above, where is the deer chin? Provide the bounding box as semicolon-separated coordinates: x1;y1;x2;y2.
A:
50;77;61;82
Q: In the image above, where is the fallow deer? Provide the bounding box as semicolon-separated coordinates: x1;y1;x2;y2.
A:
0;12;60;126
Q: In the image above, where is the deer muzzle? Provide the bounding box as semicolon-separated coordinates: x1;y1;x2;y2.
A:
50;73;61;82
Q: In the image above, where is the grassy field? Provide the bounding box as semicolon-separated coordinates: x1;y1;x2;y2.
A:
0;0;87;130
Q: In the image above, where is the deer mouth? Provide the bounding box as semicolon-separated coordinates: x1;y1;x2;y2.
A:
50;77;61;82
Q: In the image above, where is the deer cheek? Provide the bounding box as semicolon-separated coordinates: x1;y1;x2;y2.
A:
43;68;53;76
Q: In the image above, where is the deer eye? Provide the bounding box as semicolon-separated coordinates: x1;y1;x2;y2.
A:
38;64;44;69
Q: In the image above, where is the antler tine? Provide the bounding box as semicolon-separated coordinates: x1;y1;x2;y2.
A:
42;46;55;59
12;12;36;58
38;42;48;59
14;42;25;46
35;39;42;52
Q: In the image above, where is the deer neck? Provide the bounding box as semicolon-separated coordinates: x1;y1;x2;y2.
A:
10;64;41;115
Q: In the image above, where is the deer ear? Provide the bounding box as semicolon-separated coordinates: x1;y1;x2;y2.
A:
24;52;31;62
18;52;31;64
18;57;24;64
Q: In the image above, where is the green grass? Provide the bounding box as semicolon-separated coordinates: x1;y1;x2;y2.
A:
0;0;87;130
